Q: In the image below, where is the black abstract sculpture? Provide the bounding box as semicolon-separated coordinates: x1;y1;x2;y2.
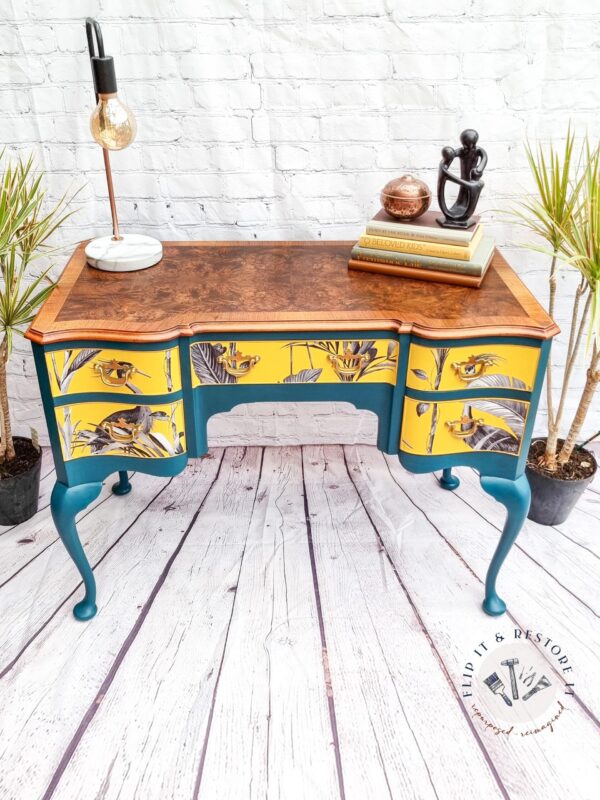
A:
437;129;487;229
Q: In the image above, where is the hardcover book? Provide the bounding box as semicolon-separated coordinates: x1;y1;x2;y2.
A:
366;209;481;247
347;258;484;288
358;225;483;261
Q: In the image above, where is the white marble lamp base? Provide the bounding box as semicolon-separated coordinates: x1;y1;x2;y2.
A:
85;234;163;272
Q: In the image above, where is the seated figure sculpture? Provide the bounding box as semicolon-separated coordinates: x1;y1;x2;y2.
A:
437;129;487;229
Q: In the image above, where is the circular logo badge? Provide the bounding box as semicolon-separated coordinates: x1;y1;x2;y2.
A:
461;628;574;737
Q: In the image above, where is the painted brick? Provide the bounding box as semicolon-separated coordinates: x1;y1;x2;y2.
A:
158;22;197;52
320;53;390;80
462;52;528;80
178;53;250;80
320;115;387;142
222;171;285;199
182;115;250;142
251;53;320;79
291;172;356;197
275;145;311;170
252;114;319;142
192;81;261;110
0;90;30;113
324;0;388;16
392;54;460;81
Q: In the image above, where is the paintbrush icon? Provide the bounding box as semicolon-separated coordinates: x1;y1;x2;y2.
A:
483;671;513;706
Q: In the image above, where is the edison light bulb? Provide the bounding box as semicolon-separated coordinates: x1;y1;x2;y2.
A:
90;93;137;151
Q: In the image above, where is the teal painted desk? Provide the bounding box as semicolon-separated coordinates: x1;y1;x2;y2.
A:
26;241;558;620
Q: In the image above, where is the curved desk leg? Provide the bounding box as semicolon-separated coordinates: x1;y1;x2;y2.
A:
51;481;103;621
112;470;132;496
480;473;531;616
440;467;460;491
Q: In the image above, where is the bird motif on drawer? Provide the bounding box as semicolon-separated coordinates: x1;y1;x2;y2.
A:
61;403;185;459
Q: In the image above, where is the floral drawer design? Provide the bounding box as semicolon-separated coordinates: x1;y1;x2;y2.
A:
406;342;539;393
190;339;398;386
46;346;181;397
55;400;186;461
401;393;529;457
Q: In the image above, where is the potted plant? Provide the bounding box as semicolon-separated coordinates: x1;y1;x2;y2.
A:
511;130;599;525
0;152;76;524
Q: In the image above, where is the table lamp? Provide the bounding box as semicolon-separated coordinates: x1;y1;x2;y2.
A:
84;18;162;272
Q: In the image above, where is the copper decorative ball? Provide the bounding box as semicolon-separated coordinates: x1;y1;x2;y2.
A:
380;175;431;220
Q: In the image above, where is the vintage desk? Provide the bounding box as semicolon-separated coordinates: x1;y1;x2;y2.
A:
26;241;558;621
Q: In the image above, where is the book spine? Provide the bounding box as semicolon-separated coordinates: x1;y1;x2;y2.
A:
348;259;480;288
366;220;475;246
351;245;483;276
359;234;473;261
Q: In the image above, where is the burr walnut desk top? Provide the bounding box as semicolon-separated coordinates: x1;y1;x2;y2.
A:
27;241;557;345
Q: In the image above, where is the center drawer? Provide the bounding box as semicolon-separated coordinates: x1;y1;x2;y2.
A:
190;338;399;386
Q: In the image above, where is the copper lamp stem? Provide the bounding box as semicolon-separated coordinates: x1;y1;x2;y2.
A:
102;148;122;241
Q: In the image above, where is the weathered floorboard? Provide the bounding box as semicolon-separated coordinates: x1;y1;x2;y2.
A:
0;478;111;587
197;447;340;800
0;473;163;673
303;445;504;800
0;453;223;800
49;449;268;800
453;467;600;614
368;449;600;799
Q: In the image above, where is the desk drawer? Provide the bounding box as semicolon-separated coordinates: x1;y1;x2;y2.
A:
190;338;398;386
400;396;529;457
46;346;181;398
406;342;539;393
55;400;186;461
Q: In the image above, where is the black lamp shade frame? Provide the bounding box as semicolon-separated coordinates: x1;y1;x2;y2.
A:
86;18;118;96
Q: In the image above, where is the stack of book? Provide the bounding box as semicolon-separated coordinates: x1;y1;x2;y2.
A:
349;209;495;288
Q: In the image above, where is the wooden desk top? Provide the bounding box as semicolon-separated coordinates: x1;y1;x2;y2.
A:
27;241;558;345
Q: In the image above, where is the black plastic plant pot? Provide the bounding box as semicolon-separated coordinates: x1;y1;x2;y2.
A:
0;437;42;525
526;445;597;526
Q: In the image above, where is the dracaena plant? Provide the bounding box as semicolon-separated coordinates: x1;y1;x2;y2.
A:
0;151;77;462
510;129;600;472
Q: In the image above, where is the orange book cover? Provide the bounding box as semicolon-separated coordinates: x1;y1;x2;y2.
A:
347;258;483;288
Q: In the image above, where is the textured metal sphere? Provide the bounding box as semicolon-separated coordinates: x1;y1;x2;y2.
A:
380;175;431;220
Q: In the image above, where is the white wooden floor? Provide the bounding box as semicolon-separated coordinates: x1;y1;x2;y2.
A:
0;445;599;800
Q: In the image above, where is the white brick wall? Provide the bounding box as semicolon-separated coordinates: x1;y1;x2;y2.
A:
2;0;599;447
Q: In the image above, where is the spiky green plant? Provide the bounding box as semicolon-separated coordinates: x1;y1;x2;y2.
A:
509;129;600;472
551;141;600;465
0;152;78;462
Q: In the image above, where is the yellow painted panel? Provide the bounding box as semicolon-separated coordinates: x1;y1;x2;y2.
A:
46;346;181;397
55;400;186;461
406;343;539;392
400;396;529;457
190;339;398;386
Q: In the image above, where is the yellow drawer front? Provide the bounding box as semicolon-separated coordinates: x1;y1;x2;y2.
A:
400;396;530;457
406;343;539;393
46;346;181;397
190;339;399;386
55;400;186;461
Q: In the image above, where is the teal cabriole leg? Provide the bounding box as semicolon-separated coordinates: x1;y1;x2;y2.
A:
440;467;460;490
112;470;132;496
51;481;103;621
480;473;531;616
